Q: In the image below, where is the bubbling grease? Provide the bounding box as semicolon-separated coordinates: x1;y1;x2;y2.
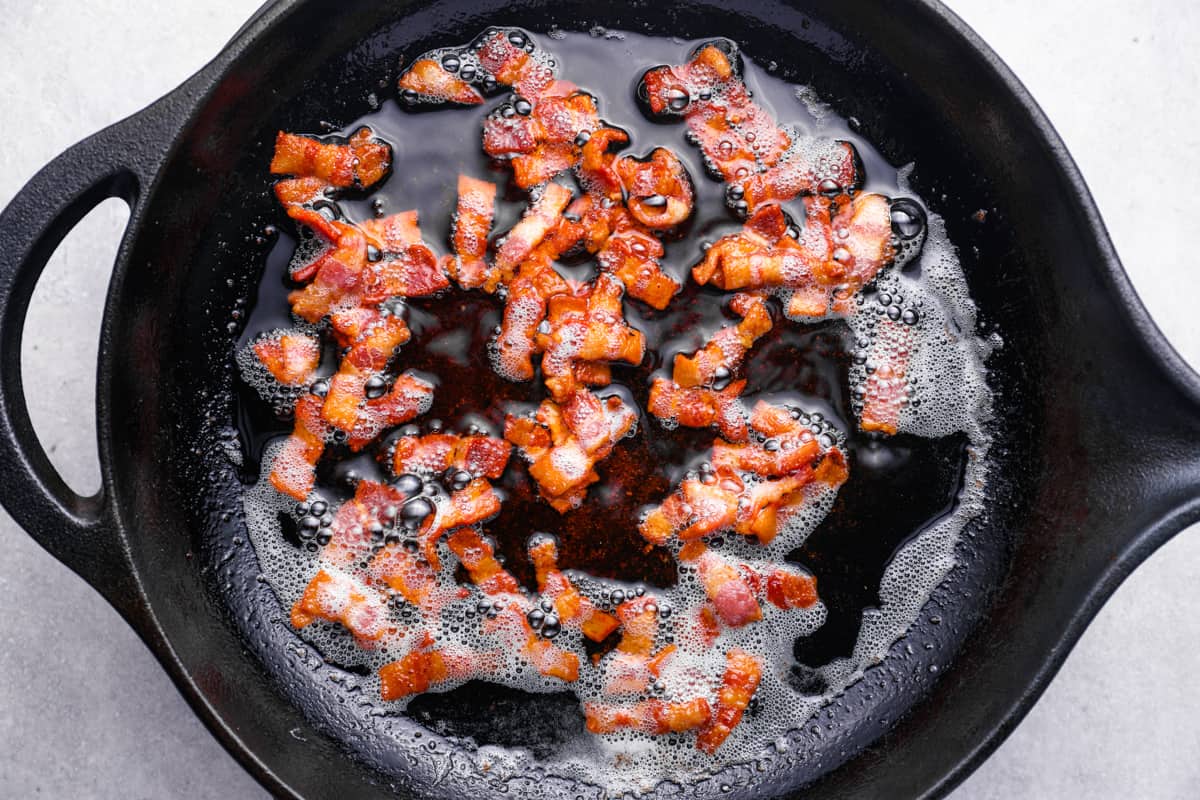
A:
237;27;995;797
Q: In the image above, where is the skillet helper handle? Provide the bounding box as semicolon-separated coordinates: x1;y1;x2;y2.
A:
0;113;159;613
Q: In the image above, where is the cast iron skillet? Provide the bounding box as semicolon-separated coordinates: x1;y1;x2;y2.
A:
2;0;1199;797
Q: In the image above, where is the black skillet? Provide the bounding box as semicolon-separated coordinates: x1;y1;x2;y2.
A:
2;1;1199;797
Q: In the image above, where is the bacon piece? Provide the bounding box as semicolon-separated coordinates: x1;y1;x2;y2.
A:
253;332;320;386
271;127;391;207
285;208;370;320
647;378;749;444
615;147;695;230
494;253;570;381
392;432;512;480
290;568;389;645
584;698;712;735
859;316;913;435
676;294;772;388
595;211;680;310
603;596;667;694
694;196;895;319
696;649;762;753
344;372;435;451
537;273;646;401
448;528;520;596
576;126;629;200
639;473;740;545
505;389;636;512
482;92;601;188
357;211;448;300
398;58;484;105
413;478;503;570
475;29;569;101
765;564;818;610
493;182;574;285
641;45;857;210
321;312;412;435
380;638;450;700
318;479;406;570
480;600;582;683
445;175;497;290
270;394;329;501
692;548;761;627
529;536;618;642
370;542;440;608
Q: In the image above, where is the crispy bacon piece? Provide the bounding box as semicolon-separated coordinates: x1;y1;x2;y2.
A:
379;635;450;700
344;372;435;451
505;389;636;512
529;536;619;642
499;93;604;189
696;648;762;753
537;273;646;401
765;564;818;610
445;175;497;290
318;479;407;570
448;528;521;596
676;294;772;388
859;316;913;435
647;293;772;437
615;147;695;230
398;58;485;105
604;596;671;694
641;402;847;545
285;208;370;321
595;210;680;310
270;394;329;501
494;253;571;381
576;126;629;200
584;698;712;735
271;127;391;207
253;331;321;386
692;547;762;627
321;311;411;436
475;29;575;101
358;211;448;300
414;478;503;570
290;568;389;645
693;196;894;319
370;541;440;608
392;432;512;480
641;44;856;210
477;594;582;683
493;182;574;285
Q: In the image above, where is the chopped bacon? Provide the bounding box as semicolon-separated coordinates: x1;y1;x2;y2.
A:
475;29;570;101
271;127;391;207
693;196;895;320
480;601;582;682
370;542;440;608
398;58;484;105
392;432;512;480
529;536;618;642
414;478;503;570
615;147;695;230
253;331;321;386
447;528;520;596
576;126;629;200
505;389;636;512
318;479;406;570
290;568;390;645
358;211;448;300
445;175;497;290
595;211;680;310
270;394;329;501
286;208;370;321
379;639;450;700
537;273;646;401
343;372;435;451
641;402;846;545
647;293;771;436
603;596;668;694
696;648;762;753
859;316;913;435
493;182;574;284
692;548;762;627
584;698;712;735
494;253;570;381
640;44;857;211
321;312;411;434
647;379;749;443
765;564;818;610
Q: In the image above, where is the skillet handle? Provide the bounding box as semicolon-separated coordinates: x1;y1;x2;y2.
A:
0;111;165;615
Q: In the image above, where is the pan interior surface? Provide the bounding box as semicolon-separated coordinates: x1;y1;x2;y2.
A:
103;1;1073;798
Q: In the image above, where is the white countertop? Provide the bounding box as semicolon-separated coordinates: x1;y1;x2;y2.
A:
0;1;1195;796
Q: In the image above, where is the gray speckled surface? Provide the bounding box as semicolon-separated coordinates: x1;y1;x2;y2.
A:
0;1;1195;797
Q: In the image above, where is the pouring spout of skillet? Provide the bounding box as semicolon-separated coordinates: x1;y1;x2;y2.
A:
2;1;1200;798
